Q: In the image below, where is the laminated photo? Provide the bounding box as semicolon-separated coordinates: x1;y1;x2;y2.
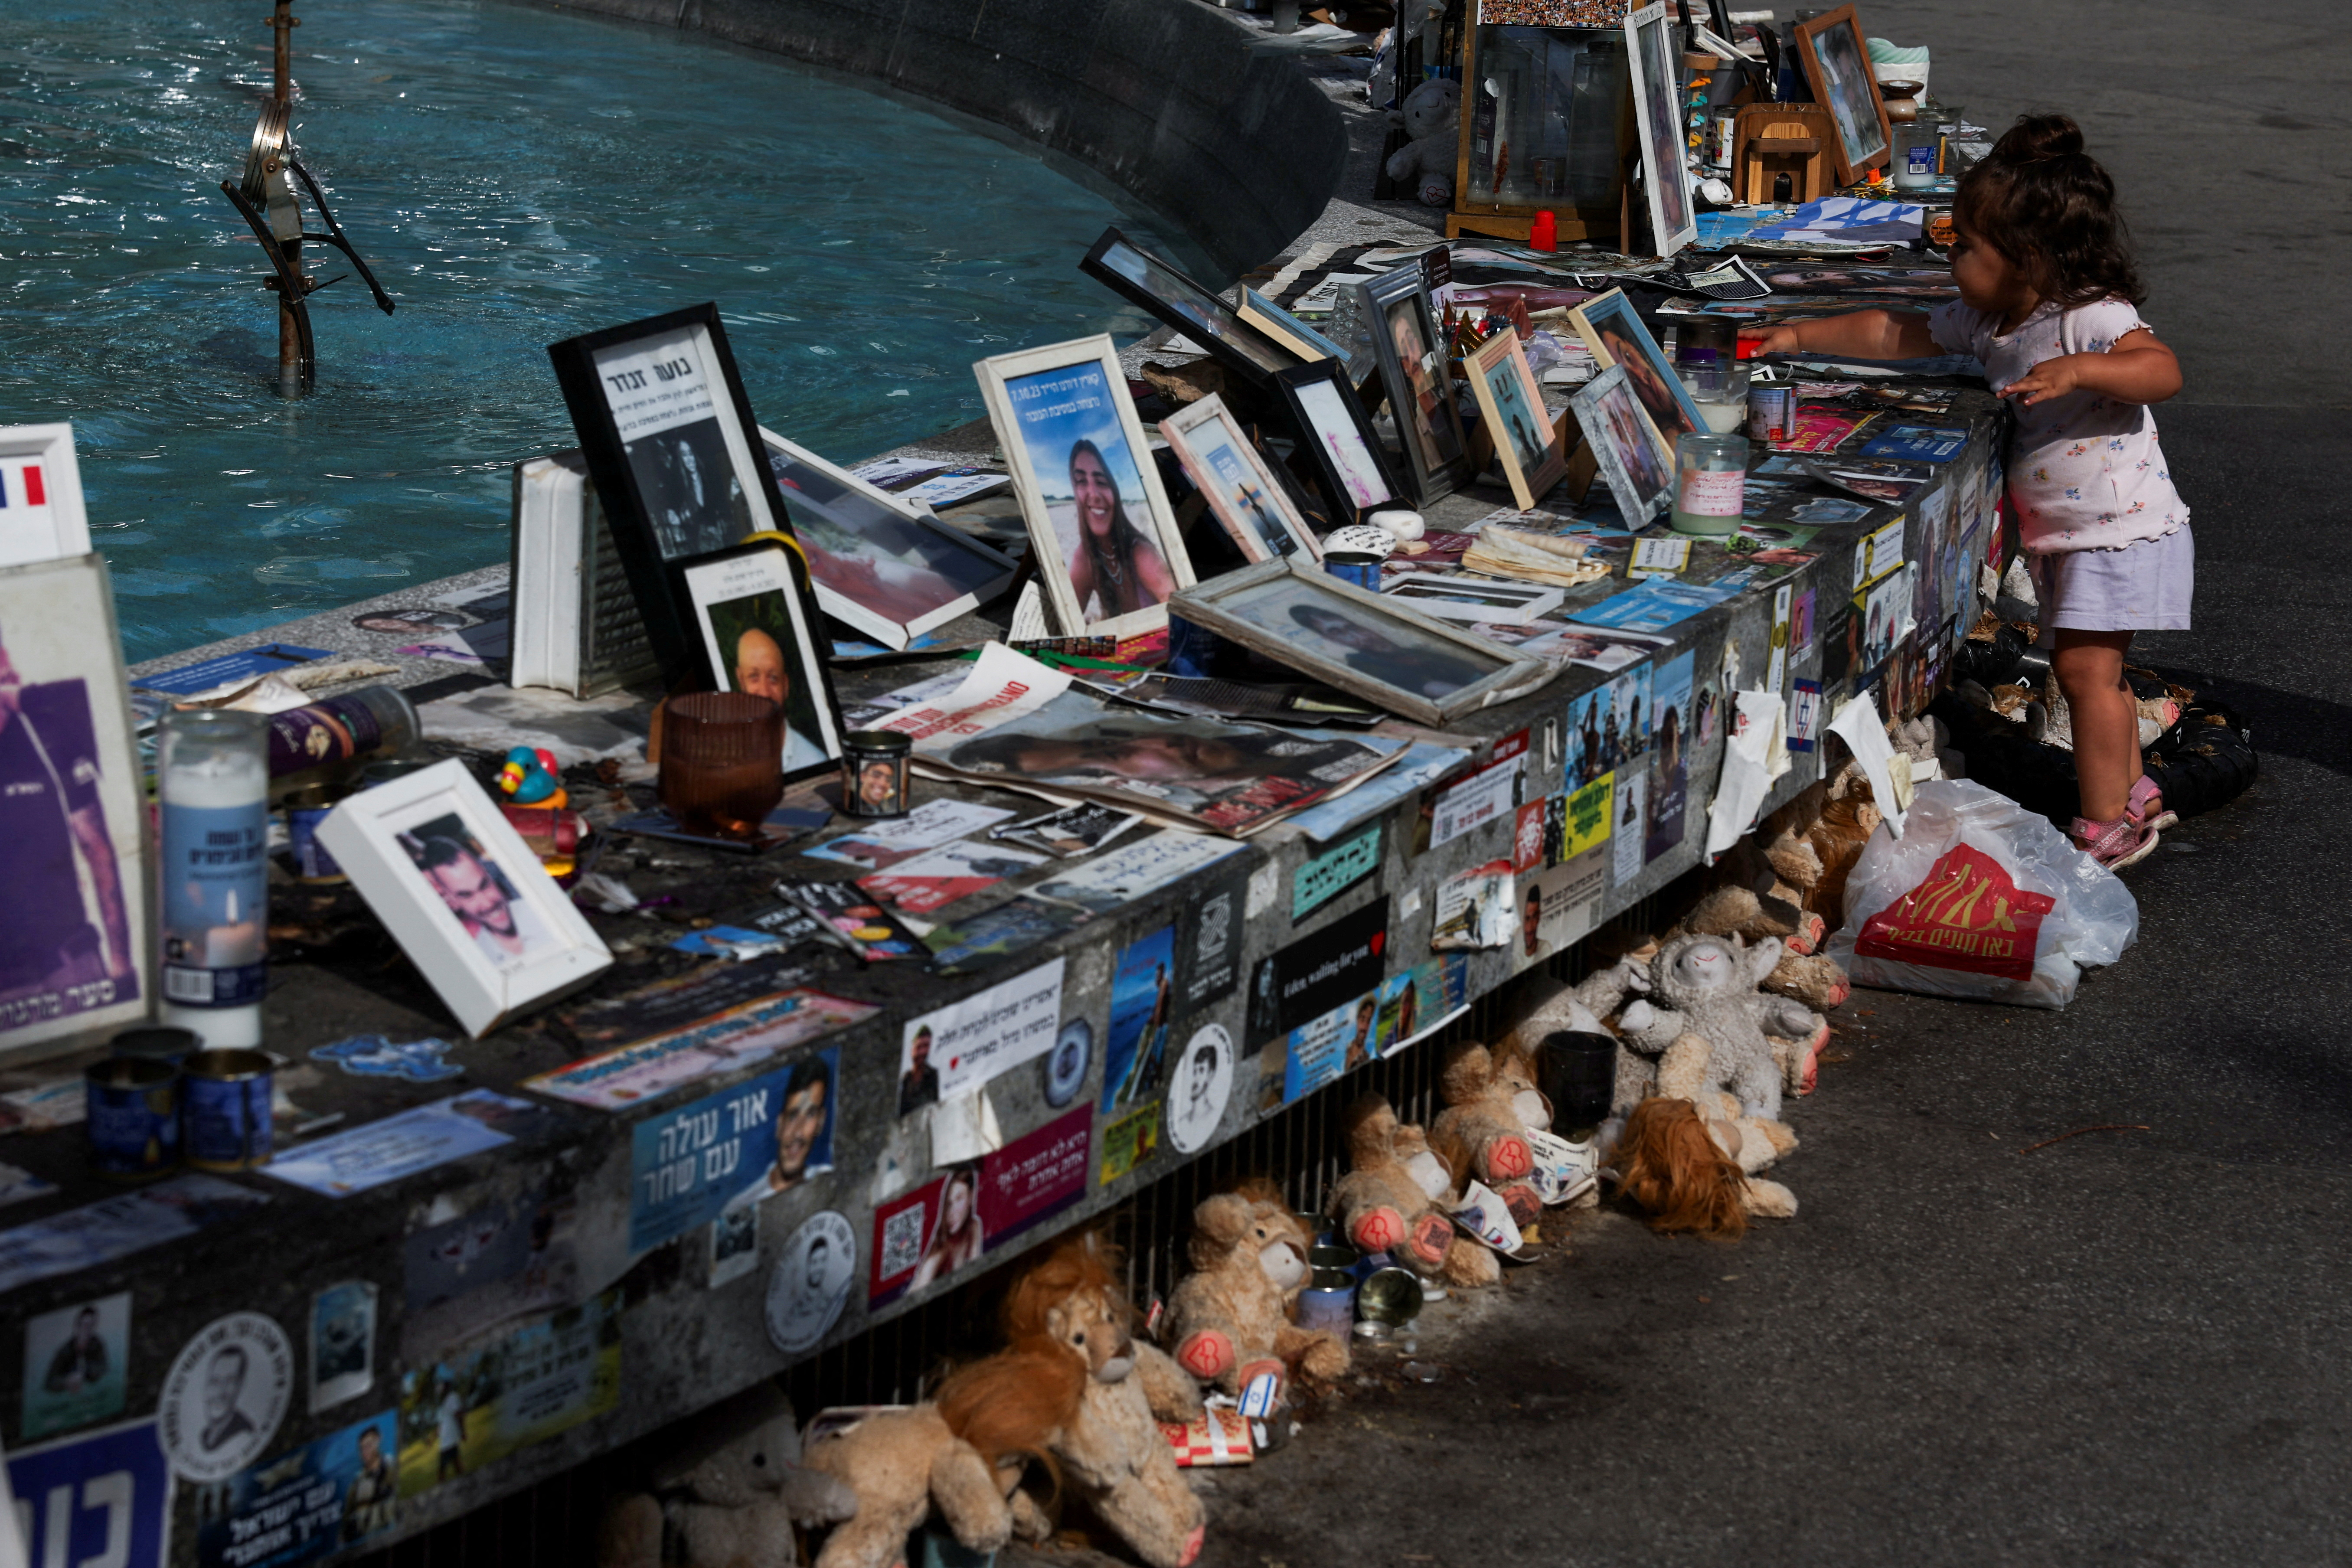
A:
21;1291;131;1441
309;1280;377;1414
1101;925;1178;1113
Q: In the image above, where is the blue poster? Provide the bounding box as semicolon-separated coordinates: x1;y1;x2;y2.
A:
1643;649;1696;863
195;1410;400;1568
8;1419;171;1568
629;1048;840;1251
1100;926;1176;1114
1567;573;1747;634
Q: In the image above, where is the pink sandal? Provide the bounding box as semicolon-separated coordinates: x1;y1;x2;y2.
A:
2071;812;2159;869
2127;774;2178;833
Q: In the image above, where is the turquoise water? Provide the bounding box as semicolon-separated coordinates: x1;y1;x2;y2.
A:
0;0;1199;662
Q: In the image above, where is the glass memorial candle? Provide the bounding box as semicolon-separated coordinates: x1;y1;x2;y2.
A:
157;710;269;1047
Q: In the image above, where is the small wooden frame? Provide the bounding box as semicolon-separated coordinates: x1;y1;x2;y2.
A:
1463;329;1568;510
1791;4;1892;185
1732;105;1836;206
1167;559;1552;727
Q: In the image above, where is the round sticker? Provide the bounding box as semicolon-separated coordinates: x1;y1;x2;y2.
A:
158;1311;294;1481
1164;1023;1233;1154
1044;1019;1092;1108
767;1211;856;1354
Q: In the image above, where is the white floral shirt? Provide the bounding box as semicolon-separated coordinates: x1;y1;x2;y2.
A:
1927;297;2189;555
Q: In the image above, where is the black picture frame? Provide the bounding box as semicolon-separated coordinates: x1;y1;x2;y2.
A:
1272;360;1407;527
1078;228;1297;390
546;303;806;679
1358;266;1471;507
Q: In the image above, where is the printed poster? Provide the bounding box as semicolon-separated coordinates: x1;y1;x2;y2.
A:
8;1420;171;1568
0;1174;269;1294
1100;926;1177;1114
628;1048;841;1251
521;988;875;1111
1644;650;1696;863
196;1410;400;1568
897;958;1066;1110
869;1107;1092;1307
397;1292;622;1498
1424;730;1526;850
263;1093;549;1199
1245;897;1389;1049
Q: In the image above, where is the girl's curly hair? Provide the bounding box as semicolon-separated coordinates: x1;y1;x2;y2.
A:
1955;113;2145;309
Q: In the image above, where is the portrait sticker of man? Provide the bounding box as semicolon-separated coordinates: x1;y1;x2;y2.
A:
201;1344;255;1454
341;1419;399;1544
22;1292;130;1440
402;817;553;970
1166;1023;1234;1154
741;1050;836;1204
898;1026;940;1116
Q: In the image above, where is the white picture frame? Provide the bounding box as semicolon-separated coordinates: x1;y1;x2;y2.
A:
679;545;846;782
1158;394;1323;566
757;428;1018;650
0;425;93;570
317;760;612;1038
973;335;1196;640
0;552;154;1063
1381;574;1565;624
1625;3;1699;259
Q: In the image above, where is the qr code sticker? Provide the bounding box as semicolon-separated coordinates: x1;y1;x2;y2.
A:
879;1202;926;1278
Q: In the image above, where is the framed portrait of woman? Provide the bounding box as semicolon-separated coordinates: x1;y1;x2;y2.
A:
1568;288;1707;448
974;335;1196;640
1358;266;1470;506
1272;360;1404;529
1158;394;1323;566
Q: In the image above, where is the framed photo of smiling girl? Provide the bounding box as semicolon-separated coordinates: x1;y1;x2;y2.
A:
974;336;1196;640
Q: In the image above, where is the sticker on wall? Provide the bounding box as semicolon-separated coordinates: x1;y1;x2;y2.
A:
397;1291;622;1498
1164;1024;1235;1154
309;1034;464;1083
1176;860;1247;1013
897;957;1067;1111
8;1419;171;1568
309;1280;378;1415
767;1211;856;1352
158;1311;295;1482
20;1290;131;1441
711;1202;760;1289
869;1107;1091;1307
629;1049;840;1253
195;1408;401;1568
1099;1103;1161;1185
1043;1018;1093;1108
1291;822;1381;920
1246;897;1390;1049
1101;927;1176;1115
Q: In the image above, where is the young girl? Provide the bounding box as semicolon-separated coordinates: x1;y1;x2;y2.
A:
1740;113;2189;868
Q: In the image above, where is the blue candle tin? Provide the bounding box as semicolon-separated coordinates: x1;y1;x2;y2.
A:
84;1056;181;1182
182;1048;280;1171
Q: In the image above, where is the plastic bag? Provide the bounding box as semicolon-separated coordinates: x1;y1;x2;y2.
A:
1826;779;2137;1008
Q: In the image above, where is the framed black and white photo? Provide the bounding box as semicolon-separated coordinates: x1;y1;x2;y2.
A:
974;335;1196;640
1792;3;1892;186
546;304;798;676
1159;394;1322;566
1274;360;1404;526
0;424;92;569
317;759;612;1038
759;429;1018;650
1078;228;1294;390
1464;329;1568;510
679;544;847;782
1359;267;1471;507
0;552;152;1064
1625;3;1699;257
1168;559;1550;726
1381;574;1564;624
1568;364;1676;525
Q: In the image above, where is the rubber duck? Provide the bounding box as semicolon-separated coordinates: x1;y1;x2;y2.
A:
497;745;567;809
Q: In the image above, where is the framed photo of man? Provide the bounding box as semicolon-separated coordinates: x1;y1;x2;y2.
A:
547;303;797;679
679;545;846;785
974;335;1196;640
317;759;611;1038
1358;265;1471;506
0;552;153;1064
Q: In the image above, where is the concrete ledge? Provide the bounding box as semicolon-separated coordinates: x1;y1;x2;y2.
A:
537;0;1349;278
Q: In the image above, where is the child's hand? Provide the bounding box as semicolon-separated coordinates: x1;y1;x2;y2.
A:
1739;324;1803;356
2000;355;2088;405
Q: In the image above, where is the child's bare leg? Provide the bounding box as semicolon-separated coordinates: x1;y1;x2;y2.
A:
2050;630;2140;825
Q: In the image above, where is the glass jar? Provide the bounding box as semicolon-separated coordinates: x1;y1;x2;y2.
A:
1670;431;1748;536
1892;121;1940;190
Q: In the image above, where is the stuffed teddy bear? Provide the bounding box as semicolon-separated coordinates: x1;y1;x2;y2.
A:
1328;1093;1499;1289
1165;1192;1349;1398
986;1233;1205;1568
1676;767;1881;1011
598;1387;858;1568
1589;932;1828;1123
1385;78;1461;208
1609;1092;1796;1238
800;1401;1039;1568
1428;1040;1548;1232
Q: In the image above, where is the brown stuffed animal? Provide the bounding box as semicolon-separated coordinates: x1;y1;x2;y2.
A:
1609;1093;1796;1239
1327;1093;1498;1290
1428;1041;1548;1232
1677;770;1882;1015
1165;1193;1348;1398
993;1233;1206;1568
597;1386;857;1568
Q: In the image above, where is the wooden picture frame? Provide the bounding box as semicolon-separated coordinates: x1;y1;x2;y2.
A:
758;428;1018;650
317;759;612;1038
0;425;92;570
1568;364;1675;525
1792;4;1892;186
1078;228;1295;391
973;335;1196;640
1463;330;1568;510
1569;288;1707;447
678;544;848;785
1359;265;1472;507
546;303;807;678
1159;394;1323;566
1448;24;1633;245
1272;360;1405;526
1237;287;1369;380
1167;558;1551;727
1625;2;1699;257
